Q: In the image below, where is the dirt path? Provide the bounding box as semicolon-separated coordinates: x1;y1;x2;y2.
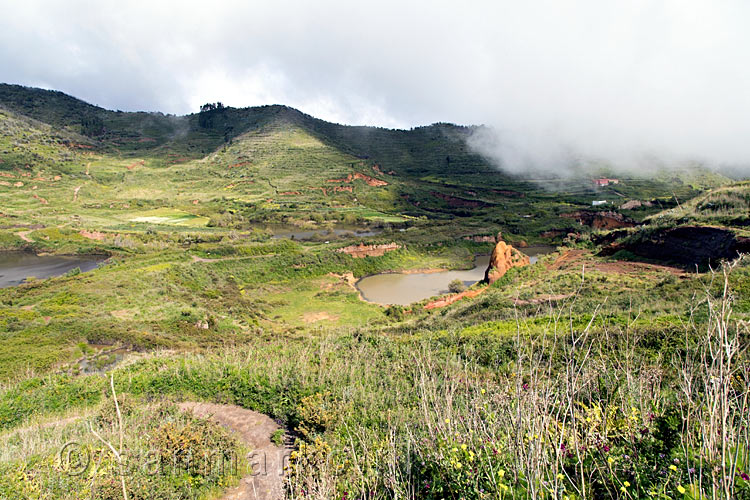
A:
547;249;684;275
17;230;33;243
547;249;587;270
179;402;289;500
302;311;339;323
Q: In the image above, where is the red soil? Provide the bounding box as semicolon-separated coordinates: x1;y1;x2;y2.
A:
337;243;401;258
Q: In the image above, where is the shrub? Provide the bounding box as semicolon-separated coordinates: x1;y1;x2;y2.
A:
151;416;238;482
448;279;467;293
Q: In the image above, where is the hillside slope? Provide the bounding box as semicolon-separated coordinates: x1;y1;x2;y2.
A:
0;83;734;240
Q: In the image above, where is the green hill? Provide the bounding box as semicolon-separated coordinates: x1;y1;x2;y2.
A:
2;83;731;243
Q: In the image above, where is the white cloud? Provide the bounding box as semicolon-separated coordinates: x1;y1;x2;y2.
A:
0;0;749;172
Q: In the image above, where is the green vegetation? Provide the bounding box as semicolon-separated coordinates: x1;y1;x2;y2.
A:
1;84;749;499
0;386;243;499
650;180;750;228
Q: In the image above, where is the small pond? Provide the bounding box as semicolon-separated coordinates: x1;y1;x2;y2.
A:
356;246;555;305
0;252;105;288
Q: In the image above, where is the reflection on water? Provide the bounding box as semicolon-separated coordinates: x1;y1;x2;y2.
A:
356;255;491;306
0;252;104;288
356;246;555;305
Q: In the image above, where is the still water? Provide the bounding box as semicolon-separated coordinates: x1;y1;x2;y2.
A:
356;246;555;305
0;252;104;288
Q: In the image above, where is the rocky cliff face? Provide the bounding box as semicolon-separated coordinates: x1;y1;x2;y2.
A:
337;243;401;258
598;225;750;270
561;210;637;229
484;241;530;284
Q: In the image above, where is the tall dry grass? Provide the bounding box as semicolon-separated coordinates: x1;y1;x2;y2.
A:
286;262;749;499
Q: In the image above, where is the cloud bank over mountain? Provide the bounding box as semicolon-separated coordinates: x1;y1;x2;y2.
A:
1;1;748;173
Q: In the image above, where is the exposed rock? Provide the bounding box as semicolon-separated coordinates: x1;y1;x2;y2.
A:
80;230;109;241
600;225;750;270
540;229;571;239
32;193;48;205
620;200;653;210
230;160;252;168
424;287;487;310
327;172;388;187
126;160;144;171
484;240;530;284
561;210;637;229
432;191;490;208
462;234;497;243
337;242;401;258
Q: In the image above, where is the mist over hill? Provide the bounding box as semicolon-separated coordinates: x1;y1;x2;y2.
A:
3;83;745;184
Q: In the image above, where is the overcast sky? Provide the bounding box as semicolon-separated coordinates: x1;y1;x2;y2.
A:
1;1;749;172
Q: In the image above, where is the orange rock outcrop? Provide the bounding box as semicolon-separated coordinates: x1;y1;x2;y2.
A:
484;241;530;284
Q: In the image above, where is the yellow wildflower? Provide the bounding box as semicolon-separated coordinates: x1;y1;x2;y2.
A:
677;485;686;494
669;465;678;472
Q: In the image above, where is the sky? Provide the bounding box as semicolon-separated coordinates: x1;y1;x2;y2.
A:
1;0;749;173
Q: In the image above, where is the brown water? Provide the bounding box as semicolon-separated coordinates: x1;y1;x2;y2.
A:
356;246;555;305
0;252;104;288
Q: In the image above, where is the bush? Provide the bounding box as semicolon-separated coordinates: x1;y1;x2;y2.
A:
151;416;238;481
448;279;467;293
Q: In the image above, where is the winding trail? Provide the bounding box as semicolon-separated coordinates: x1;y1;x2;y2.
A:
179;402;290;500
